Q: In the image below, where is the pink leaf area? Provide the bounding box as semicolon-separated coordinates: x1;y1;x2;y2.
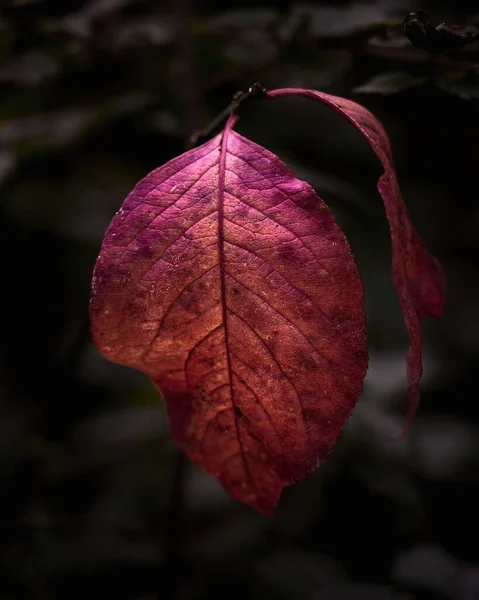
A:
267;89;446;419
90;116;368;513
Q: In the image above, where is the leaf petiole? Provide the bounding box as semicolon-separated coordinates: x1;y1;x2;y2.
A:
188;82;267;148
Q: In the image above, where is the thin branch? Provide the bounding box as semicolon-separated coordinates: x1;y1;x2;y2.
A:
189;82;267;147
353;41;479;73
199;35;478;102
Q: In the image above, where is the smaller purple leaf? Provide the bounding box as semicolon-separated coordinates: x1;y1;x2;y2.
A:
267;88;446;420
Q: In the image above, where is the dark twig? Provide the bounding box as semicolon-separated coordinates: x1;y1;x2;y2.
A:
189;82;267;147
198;32;478;103
354;41;479;74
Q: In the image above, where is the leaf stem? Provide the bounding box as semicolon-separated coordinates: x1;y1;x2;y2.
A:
188;82;267;147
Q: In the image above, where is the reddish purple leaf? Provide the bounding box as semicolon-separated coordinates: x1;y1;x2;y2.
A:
267;88;446;418
90;115;368;513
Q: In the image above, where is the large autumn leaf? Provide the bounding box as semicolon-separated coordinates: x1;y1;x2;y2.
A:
90;115;368;513
267;88;446;420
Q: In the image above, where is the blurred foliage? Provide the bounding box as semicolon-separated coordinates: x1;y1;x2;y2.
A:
1;0;479;599
354;70;429;94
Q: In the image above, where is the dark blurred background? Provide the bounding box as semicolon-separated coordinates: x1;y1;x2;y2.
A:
1;0;479;598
